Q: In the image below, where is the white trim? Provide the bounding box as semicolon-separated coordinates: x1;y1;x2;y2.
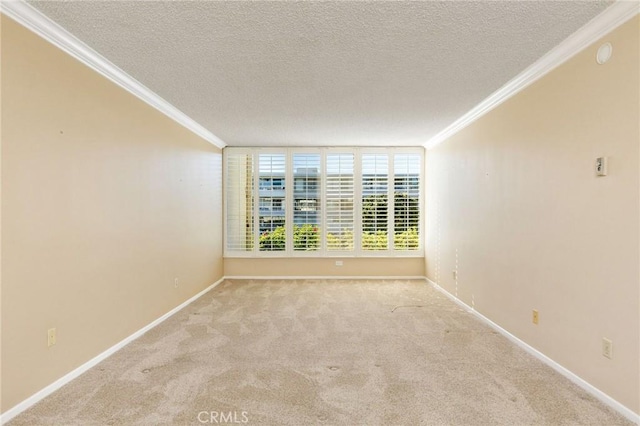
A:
4;275;637;424
0;278;226;425
223;254;426;259
0;0;226;149
224;275;427;281
424;0;640;150
425;278;640;424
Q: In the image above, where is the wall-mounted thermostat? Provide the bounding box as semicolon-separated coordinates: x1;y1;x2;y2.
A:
595;157;608;176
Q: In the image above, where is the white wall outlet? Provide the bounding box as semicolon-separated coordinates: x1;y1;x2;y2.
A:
602;338;613;359
174;278;179;288
335;260;343;266
595;157;608;176
47;328;57;347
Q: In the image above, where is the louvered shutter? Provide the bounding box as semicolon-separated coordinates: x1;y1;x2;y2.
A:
258;154;286;251
393;153;421;250
361;154;389;251
293;154;321;251
225;152;254;252
326;154;354;251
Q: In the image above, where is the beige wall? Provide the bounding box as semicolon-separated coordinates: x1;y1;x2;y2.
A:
225;257;425;277
1;17;223;412
426;17;639;414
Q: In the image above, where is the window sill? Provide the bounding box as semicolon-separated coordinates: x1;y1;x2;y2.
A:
223;252;425;259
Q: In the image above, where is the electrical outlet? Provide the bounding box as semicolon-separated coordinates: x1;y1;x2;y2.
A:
452;271;457;280
595;157;608;176
532;310;539;325
174;278;179;288
602;338;613;359
47;328;57;347
335;260;343;266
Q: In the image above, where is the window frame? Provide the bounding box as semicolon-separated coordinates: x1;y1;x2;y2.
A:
360;148;392;254
255;148;288;256
223;147;424;258
290;148;324;256
224;149;255;254
324;148;357;255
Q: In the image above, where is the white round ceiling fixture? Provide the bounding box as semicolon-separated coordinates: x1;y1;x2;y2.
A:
596;42;612;64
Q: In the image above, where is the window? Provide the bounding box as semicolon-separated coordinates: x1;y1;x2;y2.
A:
224;148;423;257
326;153;354;252
225;152;254;252
293;154;321;251
361;154;389;251
393;154;421;250
258;154;286;251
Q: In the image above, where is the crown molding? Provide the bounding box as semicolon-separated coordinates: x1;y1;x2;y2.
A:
425;0;640;150
0;0;226;149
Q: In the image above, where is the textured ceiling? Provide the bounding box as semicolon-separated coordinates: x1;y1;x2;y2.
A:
28;1;612;147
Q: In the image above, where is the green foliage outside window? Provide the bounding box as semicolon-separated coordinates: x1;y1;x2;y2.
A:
260;224;321;251
362;195;388;233
260;226;418;251
294;224;320;251
259;193;419;251
393;227;419;250
362;193;419;232
361;230;388;250
327;230;354;251
259;226;286;251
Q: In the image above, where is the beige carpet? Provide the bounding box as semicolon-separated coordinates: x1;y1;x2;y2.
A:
9;279;632;425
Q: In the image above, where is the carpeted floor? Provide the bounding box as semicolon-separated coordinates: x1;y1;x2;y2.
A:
9;279;632;425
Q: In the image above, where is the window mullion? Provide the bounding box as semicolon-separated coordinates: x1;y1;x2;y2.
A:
320;150;327;254
286;150;293;254
354;149;362;256
389;153;395;254
252;151;260;255
420;149;425;252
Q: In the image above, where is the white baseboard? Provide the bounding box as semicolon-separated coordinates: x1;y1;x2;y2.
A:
224;275;427;280
425;277;640;425
0;277;225;425
4;276;637;424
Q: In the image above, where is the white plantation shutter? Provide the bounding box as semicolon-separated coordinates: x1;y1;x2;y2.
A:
293;154;321;251
225;152;254;252
393;153;421;250
326;153;354;251
224;147;422;257
258;154;287;251
361;154;389;251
